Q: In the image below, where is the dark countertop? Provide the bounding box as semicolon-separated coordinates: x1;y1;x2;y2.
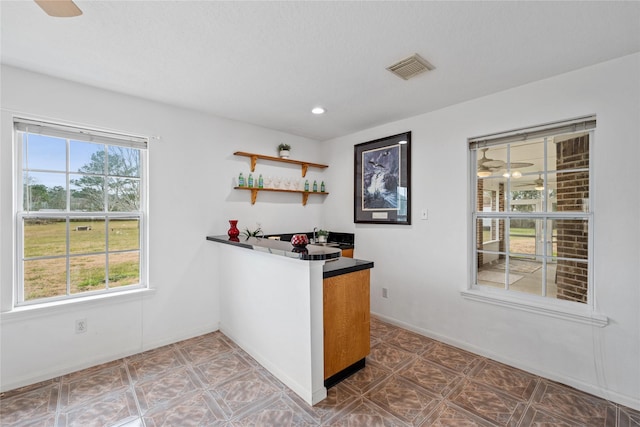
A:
262;232;354;250
323;257;374;278
323;242;355;250
206;235;341;261
207;235;373;277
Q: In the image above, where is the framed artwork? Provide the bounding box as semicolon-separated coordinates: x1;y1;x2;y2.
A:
354;131;411;224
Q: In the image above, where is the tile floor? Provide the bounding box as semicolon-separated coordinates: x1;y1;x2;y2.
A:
1;318;638;426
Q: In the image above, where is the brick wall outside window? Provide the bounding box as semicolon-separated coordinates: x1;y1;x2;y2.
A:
477;179;484;267
555;135;589;303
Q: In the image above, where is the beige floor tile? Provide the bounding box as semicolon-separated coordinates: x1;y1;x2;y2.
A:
57;389;138;427
1;318;631;427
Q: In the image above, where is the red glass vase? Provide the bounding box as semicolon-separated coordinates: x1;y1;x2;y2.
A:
228;220;240;238
290;234;309;248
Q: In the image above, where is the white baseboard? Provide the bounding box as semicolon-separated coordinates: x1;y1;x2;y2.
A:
1;325;219;393
1;347;140;393
140;324;219;353
219;323;326;406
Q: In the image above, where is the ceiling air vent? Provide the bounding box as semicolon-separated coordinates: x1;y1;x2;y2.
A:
387;54;434;80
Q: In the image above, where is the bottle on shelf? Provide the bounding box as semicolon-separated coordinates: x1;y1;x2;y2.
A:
238;172;245;187
313;180;318;192
248;173;254;188
304;179;309;192
258;174;264;189
320;181;325;192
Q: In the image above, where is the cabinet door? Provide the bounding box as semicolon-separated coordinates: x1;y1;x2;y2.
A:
323;269;370;379
341;248;354;258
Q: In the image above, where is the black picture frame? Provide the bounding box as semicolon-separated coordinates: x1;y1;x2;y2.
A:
354;131;411;224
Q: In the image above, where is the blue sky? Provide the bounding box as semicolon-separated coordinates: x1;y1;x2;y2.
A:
23;133;140;195
24;134;103;173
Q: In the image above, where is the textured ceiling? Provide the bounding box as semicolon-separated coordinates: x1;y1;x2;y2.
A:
1;1;639;141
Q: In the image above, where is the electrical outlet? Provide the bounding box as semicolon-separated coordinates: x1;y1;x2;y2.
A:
382;288;388;298
75;319;87;334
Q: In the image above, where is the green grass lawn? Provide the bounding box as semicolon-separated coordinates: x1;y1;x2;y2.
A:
510;227;536;236
23;219;140;300
482;226;557;257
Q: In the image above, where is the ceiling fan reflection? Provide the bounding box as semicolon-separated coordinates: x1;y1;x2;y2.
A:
35;0;82;17
477;148;533;177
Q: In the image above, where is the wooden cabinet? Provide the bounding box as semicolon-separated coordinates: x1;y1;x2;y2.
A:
341;248;354;258
234;151;329;205
323;269;370;381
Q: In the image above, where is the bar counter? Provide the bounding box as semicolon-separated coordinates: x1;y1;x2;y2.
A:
206;234;373;406
206;235;341;260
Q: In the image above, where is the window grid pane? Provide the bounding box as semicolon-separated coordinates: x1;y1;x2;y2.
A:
16;121;146;306
472;124;591;305
70;254;106;294
69;219;106;254
23;257;68;301
108;251;140;289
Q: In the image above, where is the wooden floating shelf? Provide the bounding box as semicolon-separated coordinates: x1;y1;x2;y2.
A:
234;151;328;177
234;187;329;206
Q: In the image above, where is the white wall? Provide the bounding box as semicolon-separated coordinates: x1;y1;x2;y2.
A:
322;53;640;410
217;244;326;405
2;54;638;410
0;65;323;391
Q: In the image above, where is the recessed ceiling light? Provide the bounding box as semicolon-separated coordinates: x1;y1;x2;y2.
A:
311;107;325;115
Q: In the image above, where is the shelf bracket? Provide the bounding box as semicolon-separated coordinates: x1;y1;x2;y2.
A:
302;192;309;206
233;152;328;176
250;189;258;205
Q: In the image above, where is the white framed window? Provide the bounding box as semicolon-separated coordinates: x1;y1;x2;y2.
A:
467;116;603;323
15;118;148;306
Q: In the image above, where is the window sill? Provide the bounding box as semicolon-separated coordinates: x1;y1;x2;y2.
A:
1;288;156;323
461;288;608;327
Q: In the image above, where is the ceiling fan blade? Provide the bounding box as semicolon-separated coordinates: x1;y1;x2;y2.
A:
515;174;544;188
35;0;82;17
510;162;534;168
482;160;506;168
477;148;494;167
